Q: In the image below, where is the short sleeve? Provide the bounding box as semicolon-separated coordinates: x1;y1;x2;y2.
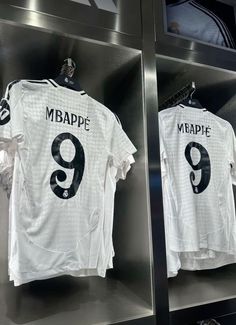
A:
0;81;23;150
107;115;137;178
0;149;14;197
228;124;236;184
0;81;23;195
158;113;167;177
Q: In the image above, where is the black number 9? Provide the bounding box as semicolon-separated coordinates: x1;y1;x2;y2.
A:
50;132;85;199
184;142;211;194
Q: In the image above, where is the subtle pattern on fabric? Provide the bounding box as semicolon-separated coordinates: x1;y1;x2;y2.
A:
0;79;136;285
159;105;236;277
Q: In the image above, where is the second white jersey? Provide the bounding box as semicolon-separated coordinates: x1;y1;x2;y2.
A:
159;105;236;256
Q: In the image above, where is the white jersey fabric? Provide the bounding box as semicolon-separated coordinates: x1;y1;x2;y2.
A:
0;79;136;286
159;104;236;277
167;0;235;49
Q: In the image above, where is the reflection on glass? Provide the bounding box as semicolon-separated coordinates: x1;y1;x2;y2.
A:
165;0;236;49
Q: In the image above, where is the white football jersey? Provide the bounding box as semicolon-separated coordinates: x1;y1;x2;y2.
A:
167;1;235;49
159;104;236;276
0;79;136;286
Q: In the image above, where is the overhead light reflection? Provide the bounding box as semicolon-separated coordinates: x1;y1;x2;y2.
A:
26;11;41;27
112;2;120;32
145;68;158;84
28;0;38;12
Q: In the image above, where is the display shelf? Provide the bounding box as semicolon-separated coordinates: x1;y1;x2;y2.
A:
156;54;236;324
0;12;154;324
0;0;142;38
156;55;236;113
0;1;142;51
169;266;236;311
0;275;152;325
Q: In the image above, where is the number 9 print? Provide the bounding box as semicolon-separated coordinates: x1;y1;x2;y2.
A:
184;141;211;194
50;132;85;199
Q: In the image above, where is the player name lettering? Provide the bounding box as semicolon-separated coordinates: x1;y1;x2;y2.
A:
177;123;211;137
46;107;90;131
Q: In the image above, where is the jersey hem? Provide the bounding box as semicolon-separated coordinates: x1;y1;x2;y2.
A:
9;266;111;286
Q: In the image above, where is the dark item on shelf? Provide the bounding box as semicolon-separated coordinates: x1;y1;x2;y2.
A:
159;81;202;110
197;319;221;325
54;58;82;91
165;0;236;49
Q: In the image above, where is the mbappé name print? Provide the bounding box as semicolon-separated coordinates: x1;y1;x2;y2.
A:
177;123;211;137
176;122;212;194
46;107;90;131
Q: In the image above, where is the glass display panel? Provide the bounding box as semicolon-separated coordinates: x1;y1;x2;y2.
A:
164;0;236;50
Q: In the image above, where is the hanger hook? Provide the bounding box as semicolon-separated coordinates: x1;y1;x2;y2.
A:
189;81;196;100
60;58;76;78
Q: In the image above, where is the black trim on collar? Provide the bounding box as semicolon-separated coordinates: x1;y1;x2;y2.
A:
47;79;58;88
27;80;48;84
7;80;20;100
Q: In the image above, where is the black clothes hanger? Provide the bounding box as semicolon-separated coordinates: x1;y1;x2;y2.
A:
54;58;83;91
159;83;195;110
159;82;203;110
180;82;203;108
